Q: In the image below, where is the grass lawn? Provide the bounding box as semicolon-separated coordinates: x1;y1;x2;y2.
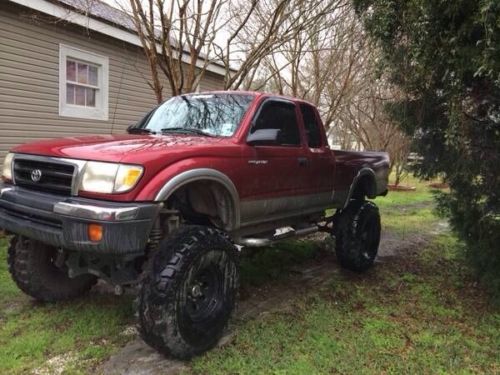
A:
0;237;135;374
378;175;439;235
0;177;498;374
377;174;437;208
192;231;499;374
191;178;499;374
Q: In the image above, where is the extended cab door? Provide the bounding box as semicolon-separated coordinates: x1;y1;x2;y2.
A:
238;99;310;224
299;103;335;206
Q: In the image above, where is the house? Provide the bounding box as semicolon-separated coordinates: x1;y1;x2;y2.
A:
0;0;227;159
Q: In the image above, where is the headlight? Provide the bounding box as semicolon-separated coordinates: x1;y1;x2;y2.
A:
80;162;143;194
2;153;14;181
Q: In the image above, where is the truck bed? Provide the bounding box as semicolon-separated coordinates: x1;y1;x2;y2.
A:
332;150;390;207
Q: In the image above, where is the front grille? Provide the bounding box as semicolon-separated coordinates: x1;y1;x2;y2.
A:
13;158;74;196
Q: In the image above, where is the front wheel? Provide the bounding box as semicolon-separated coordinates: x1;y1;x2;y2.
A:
333;200;381;272
137;226;239;359
7;236;97;302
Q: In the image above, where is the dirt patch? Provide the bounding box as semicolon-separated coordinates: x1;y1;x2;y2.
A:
0;299;25;318
33;353;78;375
379;219;449;259
237;253;338;321
429;182;449;189
100;340;189;375
377;231;430;258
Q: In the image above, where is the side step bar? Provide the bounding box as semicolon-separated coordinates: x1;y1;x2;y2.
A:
238;225;319;247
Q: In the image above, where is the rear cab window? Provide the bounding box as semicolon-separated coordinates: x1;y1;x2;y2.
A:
300;104;323;148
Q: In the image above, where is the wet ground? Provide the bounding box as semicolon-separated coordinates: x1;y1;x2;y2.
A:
98;221;448;375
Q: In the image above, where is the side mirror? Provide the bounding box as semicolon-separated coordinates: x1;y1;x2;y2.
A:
247;129;280;145
127;107;158;133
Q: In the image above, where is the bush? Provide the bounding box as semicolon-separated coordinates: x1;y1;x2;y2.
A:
353;0;500;300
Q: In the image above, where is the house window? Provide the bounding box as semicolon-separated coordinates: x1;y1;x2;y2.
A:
59;44;109;120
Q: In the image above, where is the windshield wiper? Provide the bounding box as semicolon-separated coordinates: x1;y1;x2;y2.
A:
127;127;157;135
160;127;215;137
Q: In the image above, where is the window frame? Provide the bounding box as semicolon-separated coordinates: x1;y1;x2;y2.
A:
249;98;303;147
59;44;109;121
300;103;324;148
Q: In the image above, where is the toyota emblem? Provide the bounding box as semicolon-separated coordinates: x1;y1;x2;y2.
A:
31;169;42;182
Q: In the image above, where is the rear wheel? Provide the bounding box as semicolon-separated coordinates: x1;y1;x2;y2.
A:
333;200;381;272
7;236;97;302
137;225;239;359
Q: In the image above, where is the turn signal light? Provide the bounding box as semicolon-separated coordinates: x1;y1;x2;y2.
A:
88;223;103;242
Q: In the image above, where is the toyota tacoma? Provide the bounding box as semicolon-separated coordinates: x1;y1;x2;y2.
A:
0;91;389;359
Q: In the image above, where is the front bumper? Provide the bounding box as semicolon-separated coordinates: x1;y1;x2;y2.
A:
0;183;160;254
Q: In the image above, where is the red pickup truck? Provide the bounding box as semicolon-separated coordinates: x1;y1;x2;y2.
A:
0;91;389;358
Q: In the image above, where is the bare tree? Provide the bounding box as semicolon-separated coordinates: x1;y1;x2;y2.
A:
342;79;412;185
256;2;370;128
127;0;345;100
219;0;346;90
128;0;228;102
253;2;411;180
389;131;411;186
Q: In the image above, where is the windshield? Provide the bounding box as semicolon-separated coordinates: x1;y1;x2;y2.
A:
142;93;254;137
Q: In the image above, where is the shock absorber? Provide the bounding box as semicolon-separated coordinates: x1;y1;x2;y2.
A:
146;209;180;254
146;220;162;253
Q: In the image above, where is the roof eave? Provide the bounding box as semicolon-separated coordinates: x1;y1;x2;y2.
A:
8;0;230;76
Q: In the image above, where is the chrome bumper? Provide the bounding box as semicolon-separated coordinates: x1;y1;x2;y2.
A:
1;186;141;222
53;202;140;221
0;184;161;254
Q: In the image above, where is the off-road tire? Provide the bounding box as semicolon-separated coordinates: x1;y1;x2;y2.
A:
137;225;239;359
334;200;381;272
7;236;97;302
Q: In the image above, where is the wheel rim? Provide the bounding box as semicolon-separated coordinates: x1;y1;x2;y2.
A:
185;265;222;322
177;249;234;346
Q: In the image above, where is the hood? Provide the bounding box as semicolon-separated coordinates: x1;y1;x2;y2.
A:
12;134;229;165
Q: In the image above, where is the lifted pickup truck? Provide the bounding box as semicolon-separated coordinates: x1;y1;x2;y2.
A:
0;91;389;358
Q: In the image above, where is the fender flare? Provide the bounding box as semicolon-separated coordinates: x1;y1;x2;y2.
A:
154;168;240;230
343;167;377;208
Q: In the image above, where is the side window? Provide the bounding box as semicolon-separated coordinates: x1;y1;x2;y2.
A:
300;104;322;148
251;101;301;146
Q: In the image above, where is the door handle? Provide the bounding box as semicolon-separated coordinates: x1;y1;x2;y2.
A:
298;157;309;167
